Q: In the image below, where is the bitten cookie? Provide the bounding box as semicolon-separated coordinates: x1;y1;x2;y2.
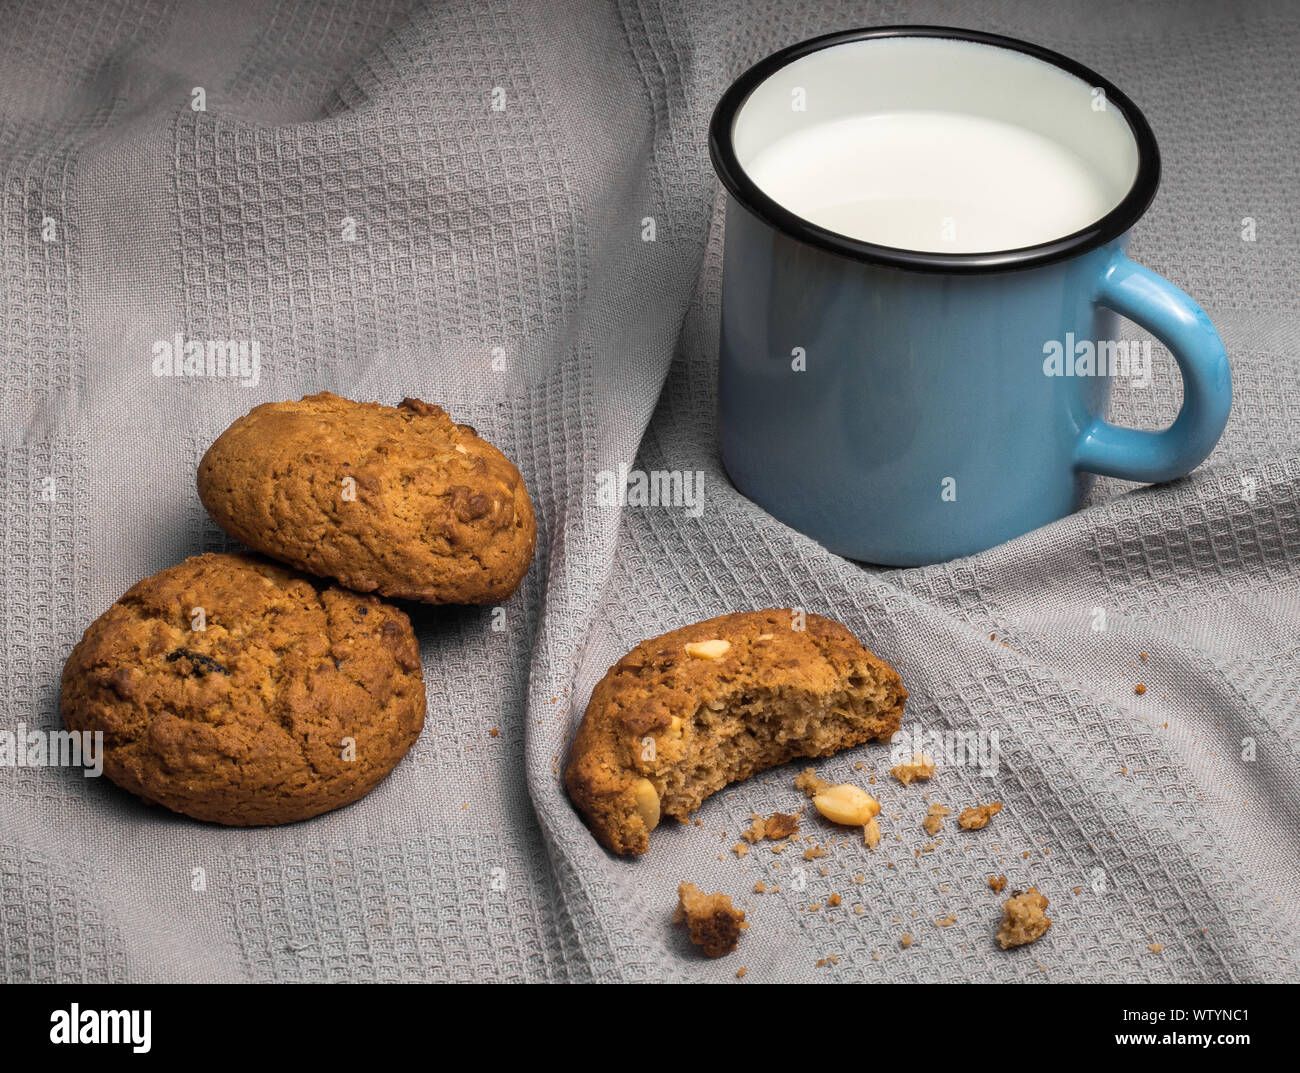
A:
197;392;536;604
61;552;426;825
564;609;907;855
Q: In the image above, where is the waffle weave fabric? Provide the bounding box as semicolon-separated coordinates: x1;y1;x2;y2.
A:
1;0;1297;982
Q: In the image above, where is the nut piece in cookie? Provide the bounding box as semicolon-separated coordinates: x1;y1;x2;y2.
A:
60;552;426;825
813;784;880;826
996;887;1052;949
564;609;906;855
674;882;747;957
197;392;536;604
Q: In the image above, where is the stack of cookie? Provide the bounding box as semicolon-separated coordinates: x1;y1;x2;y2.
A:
61;392;537;825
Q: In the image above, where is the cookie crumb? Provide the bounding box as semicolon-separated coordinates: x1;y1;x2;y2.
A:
733;842;749;858
958;802;1003;831
922;802;953;835
988;875;1007;894
736;966;748;978
796;767;833;798
1135;683;1147;695
828;892;842;907
900;933;914;949
863;817;882;849
996;887;1051;950
674;882;747;957
765;812;800;840
890;753;936;786
1148;943;1163;954
803;844;828;860
742;811;799;843
753;881;767;894
936;913;957;927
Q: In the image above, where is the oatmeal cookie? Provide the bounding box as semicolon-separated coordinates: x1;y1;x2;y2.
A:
197;392;535;604
60;552;426;825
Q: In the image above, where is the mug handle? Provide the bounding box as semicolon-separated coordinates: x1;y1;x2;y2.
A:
1074;252;1232;482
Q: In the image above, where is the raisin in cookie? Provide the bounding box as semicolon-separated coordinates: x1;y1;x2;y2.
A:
197;392;535;604
564;609;906;855
61;552;426;825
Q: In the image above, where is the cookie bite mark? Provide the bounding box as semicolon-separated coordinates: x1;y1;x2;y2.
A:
564;609;906;855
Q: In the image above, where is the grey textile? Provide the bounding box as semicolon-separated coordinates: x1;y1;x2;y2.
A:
1;0;1297;983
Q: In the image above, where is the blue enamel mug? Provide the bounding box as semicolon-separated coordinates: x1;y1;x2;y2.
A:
710;27;1232;566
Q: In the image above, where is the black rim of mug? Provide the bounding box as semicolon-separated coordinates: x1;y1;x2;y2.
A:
708;25;1162;273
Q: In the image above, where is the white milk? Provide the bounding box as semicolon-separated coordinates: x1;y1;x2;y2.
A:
744;111;1117;254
